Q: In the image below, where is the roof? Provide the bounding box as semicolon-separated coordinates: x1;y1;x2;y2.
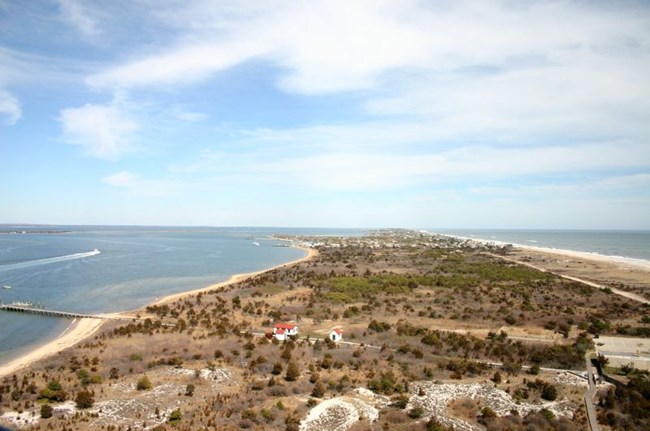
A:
275;328;286;335
273;323;296;330
331;328;343;335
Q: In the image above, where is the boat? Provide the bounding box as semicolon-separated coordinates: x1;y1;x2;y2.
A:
2;285;10;289
252;241;260;246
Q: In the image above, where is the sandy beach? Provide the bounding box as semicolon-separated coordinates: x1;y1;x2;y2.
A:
437;232;650;303
501;245;650;304
0;318;105;378
0;246;317;379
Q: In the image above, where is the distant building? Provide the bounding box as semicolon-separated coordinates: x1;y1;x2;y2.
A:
329;328;343;342
273;323;298;341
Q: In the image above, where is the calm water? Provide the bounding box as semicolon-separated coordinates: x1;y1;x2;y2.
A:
433;229;650;261
0;226;363;365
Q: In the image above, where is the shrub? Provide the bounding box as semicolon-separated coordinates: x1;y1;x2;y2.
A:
285;362;300;381
409;406;424;419
541;384;558;401
368;320;391;332
75;390;94;409
39;381;66;402
137;375;152;391
40;404;53;419
168;408;182;423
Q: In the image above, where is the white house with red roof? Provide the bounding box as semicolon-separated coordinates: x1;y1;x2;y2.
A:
272;322;298;341
329;328;343;342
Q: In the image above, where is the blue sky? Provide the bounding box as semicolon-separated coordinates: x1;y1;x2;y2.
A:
1;0;649;229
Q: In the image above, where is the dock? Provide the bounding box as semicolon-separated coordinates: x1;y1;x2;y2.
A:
0;302;113;320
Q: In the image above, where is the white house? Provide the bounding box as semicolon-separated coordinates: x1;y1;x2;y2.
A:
273;323;298;341
329;328;343;342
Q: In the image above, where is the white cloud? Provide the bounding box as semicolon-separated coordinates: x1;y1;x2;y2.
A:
0;90;21;125
59;98;139;159
103;171;180;197
56;0;100;38
272;142;649;191
84;0;650;146
87;41;263;89
103;171;138;187
169;134;650;192
169;106;207;123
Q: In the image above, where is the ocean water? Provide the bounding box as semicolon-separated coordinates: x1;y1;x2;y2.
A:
432;229;650;262
0;226;363;365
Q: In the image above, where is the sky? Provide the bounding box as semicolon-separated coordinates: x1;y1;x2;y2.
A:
1;0;649;229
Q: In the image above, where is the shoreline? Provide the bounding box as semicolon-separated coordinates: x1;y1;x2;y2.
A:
0;318;105;378
150;246;317;307
0;245;318;379
431;231;650;272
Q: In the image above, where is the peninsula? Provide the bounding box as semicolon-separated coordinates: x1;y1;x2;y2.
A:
1;231;648;430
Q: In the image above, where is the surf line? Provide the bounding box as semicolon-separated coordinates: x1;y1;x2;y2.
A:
0;249;101;273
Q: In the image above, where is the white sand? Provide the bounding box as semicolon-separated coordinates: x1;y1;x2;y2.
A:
516;244;650;272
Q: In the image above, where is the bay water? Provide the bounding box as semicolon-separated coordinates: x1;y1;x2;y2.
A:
0;226;361;365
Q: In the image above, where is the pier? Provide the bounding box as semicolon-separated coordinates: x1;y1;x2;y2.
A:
0;302;113;320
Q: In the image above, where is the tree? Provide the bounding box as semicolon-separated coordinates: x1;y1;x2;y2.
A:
285;361;300;381
185;383;195;397
75;390;94;409
109;367;120;379
40;404;53;419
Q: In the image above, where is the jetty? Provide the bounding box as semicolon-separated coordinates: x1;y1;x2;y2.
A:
0;302;118;320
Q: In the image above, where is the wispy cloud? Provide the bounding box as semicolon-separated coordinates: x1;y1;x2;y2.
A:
103;171;180;197
56;0;101;39
59;97;139;160
0;90;21;125
87;41;263;89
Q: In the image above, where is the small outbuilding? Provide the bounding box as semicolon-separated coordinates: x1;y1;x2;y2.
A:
329;328;343;342
273;323;298;341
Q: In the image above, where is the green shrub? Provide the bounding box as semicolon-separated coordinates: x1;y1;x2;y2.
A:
137;375;152;391
40;404;53;419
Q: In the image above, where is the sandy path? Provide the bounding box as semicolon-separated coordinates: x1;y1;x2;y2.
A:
0;246;317;378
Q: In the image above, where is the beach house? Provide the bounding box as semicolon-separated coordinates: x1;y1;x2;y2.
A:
273;322;298;341
329;328;343;342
